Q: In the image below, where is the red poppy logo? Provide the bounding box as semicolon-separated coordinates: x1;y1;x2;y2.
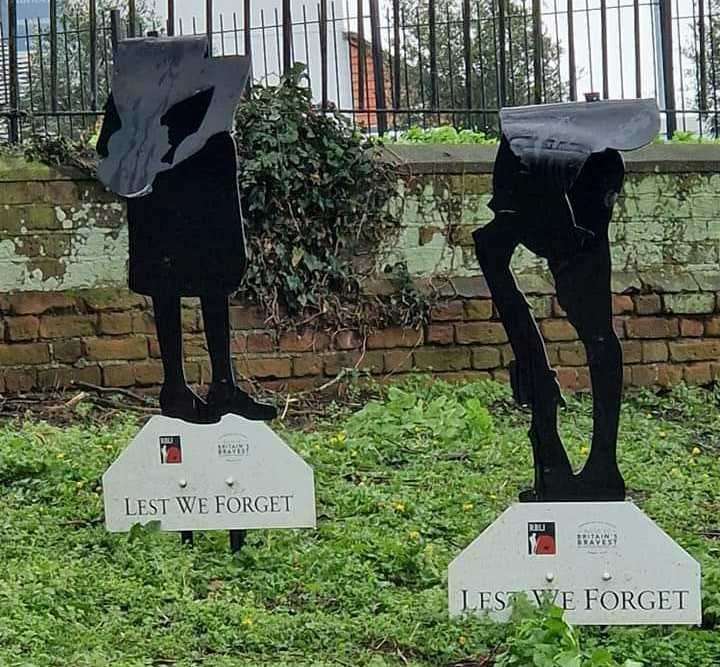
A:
160;435;182;464
528;522;557;555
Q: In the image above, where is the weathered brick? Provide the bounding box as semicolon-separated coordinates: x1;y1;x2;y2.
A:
0;342;50;365
98;312;133;335
182;308;201;333
279;330;331;352
500;344;515;366
293;355;324;377
621;340;642;364
663;293;716;315
625;317;679;339
53;339;83;363
4;368;37;392
556;367;578;391
148;337;161;358
132;311;156;334
183;335;207;357
684;362;713;386
236;357;292;379
632;364;659;387
426;324;454;345
246;333;274;353
642;341;669;363
102;364;135;387
413;347;471;371
556;342;587;366
576;367;591;392
39;314;96;339
323;351;360;376
471;347;501;370
84;336;147;361
668;340;720;362
634;294;662;315
526;296;552;319
657;363;684;387
430;301;464;321
229;305;267;329
612;295;634;314
6;315;39;341
8;292;77;315
133;361;164;386
551;297;567;317
464;299;493;320
357;351;384;374
541;320;577;342
367;327;423;349
455;322;508;344
384;349;413;373
81;288;145;312
42;181;79;204
706;317;720;336
450;276;491;298
679;318;704;337
334;330;362;350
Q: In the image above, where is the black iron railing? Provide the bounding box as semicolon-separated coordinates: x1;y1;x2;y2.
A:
0;0;718;142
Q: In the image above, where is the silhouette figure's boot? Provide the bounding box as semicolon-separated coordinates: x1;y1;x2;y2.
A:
200;295;277;422
206;379;278;421
159;383;212;423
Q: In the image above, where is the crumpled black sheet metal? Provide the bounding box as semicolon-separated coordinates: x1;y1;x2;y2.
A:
97;35;251;198
499;98;660;192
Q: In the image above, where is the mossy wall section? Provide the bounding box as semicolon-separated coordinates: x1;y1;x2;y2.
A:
0;145;719;394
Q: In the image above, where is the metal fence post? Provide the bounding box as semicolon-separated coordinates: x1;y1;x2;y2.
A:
658;0;676;137
89;0;98;111
319;0;328;110
462;0;472;116
428;0;438;110
369;0;386;134
206;0;213;51
532;0;542;104
110;8;121;49
167;0;175;36
128;0;136;37
498;0;507;107
282;0;292;76
7;0;19;142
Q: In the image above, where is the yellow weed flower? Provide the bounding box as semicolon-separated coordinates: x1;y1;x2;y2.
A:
242;617;253;627
463;502;474;511
580;445;589;455
409;530;420;540
459;636;466;646
692;447;701;456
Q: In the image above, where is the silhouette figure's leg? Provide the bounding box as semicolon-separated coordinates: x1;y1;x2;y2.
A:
474;217;573;500
153;293;208;422
201;294;278;422
551;238;625;500
200;293;234;384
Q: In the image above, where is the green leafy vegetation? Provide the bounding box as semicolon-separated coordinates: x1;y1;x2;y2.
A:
396;125;498;145
234;65;428;330
1;379;719;666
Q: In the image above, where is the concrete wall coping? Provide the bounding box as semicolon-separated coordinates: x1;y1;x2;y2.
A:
0;143;718;183
382;143;720;175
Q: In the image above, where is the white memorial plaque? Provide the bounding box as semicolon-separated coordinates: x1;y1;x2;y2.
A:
103;414;316;532
448;502;701;625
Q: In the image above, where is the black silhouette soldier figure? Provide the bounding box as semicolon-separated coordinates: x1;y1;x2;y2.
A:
96;33;276;423
473;97;659;502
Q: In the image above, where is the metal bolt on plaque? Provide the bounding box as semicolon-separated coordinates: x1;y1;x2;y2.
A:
448;98;701;626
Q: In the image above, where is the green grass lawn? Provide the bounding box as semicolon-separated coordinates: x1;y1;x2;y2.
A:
1;378;719;666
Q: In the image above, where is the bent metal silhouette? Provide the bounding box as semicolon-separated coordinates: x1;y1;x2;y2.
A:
97;33;276;424
473;97;660;502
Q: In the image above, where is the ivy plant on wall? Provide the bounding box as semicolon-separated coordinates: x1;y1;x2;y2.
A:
234;64;426;331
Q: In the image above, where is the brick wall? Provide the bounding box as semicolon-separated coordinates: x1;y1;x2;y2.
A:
1;144;720;394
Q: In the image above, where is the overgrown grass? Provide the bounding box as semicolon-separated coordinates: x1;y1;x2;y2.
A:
1;379;719;666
